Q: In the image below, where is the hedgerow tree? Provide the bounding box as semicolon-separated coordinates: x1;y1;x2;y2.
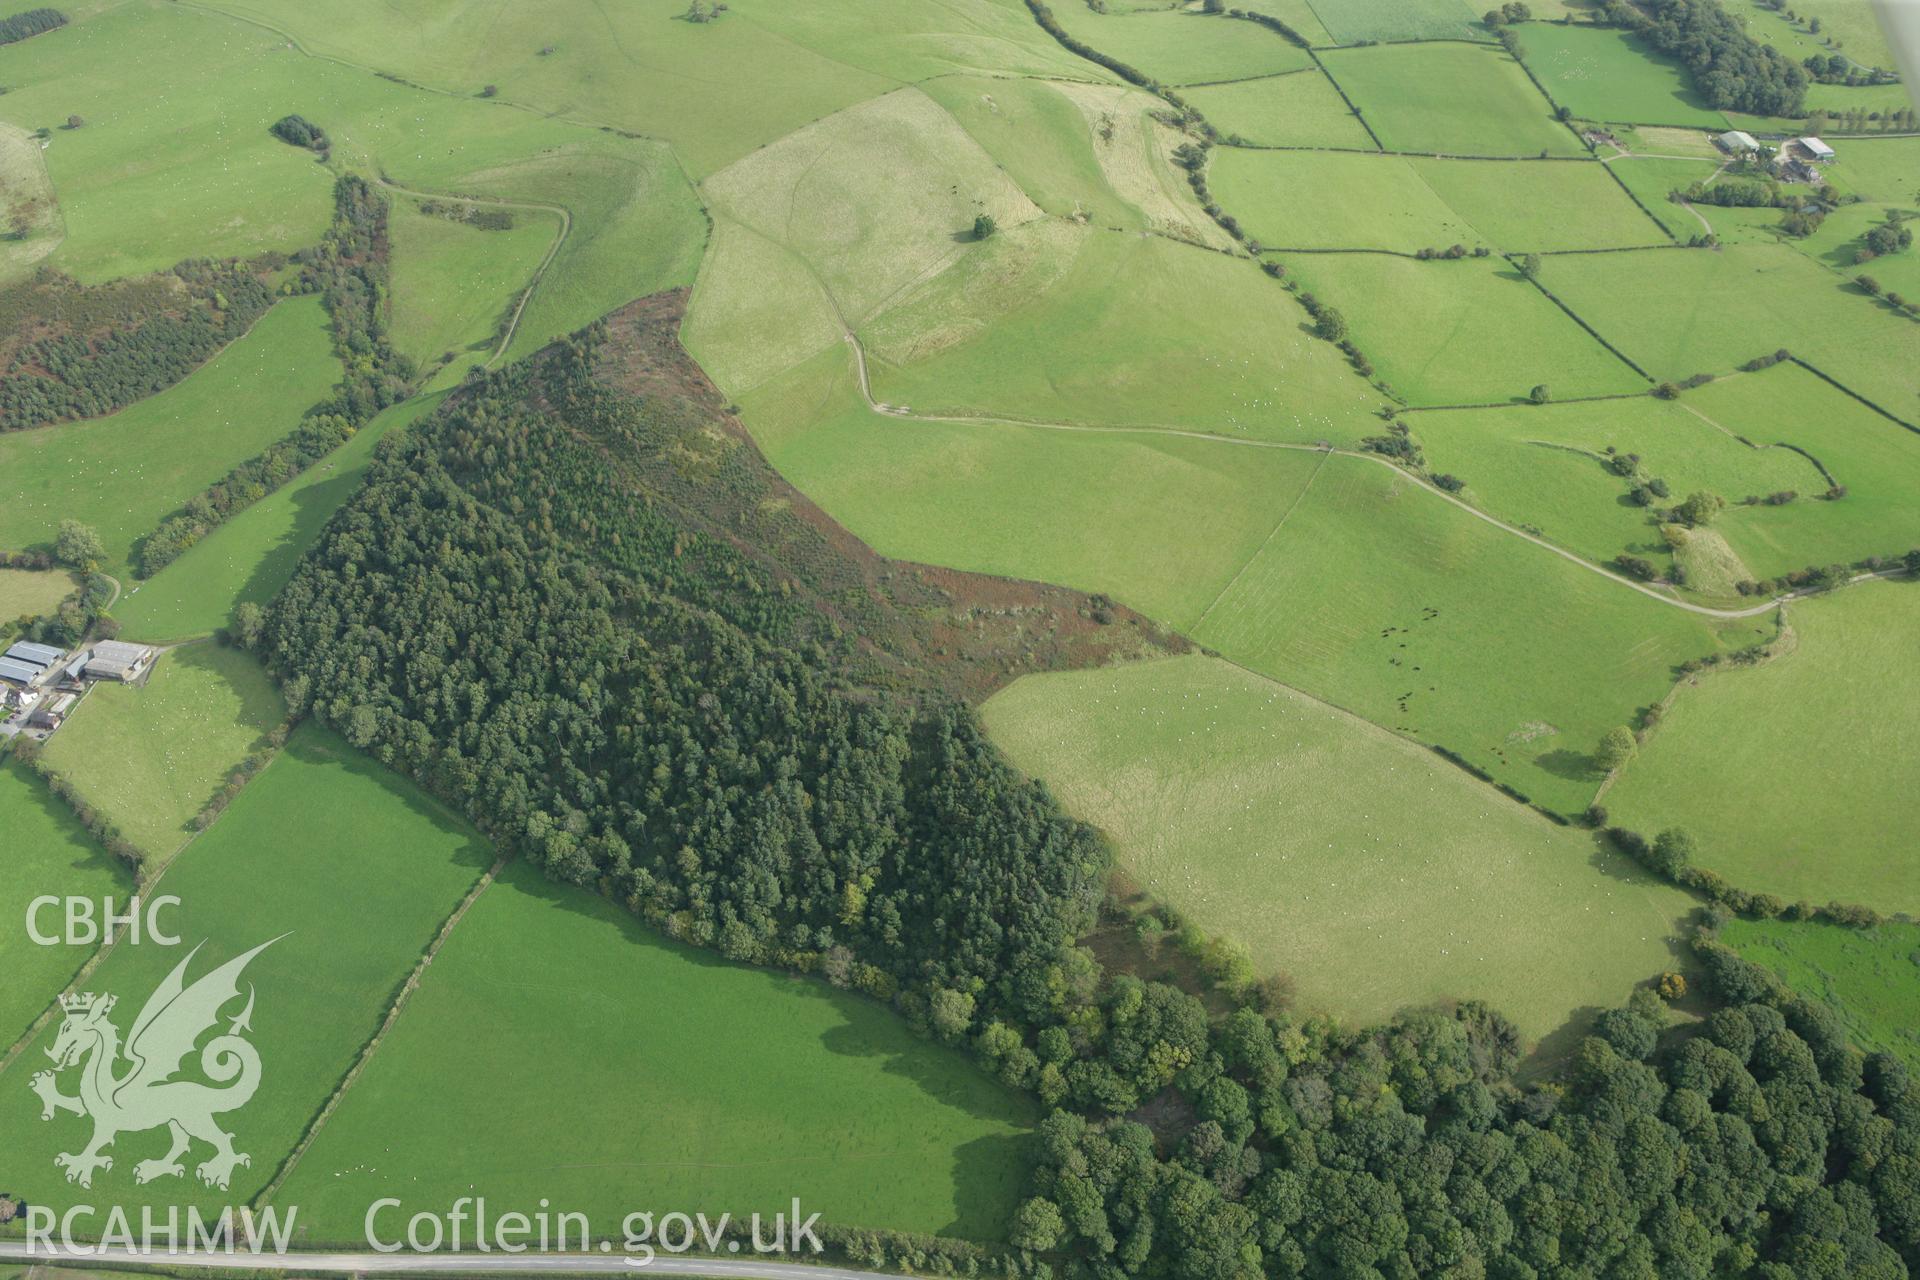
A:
1596;725;1638;772
54;519;102;571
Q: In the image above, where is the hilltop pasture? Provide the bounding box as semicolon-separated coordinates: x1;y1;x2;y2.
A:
1607;582;1920;913
0;0;706;342
739;347;1326;628
0;296;341;575
860;231;1382;441
272;860;1038;1243
984;655;1695;1038
1045;4;1314;85
386;197;560;387
1319;43;1585;158
1190;453;1764;814
0;724;493;1215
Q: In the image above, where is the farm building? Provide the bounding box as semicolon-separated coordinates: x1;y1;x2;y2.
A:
3;640;65;686
84;639;154;682
0;656;42;688
28;691;76;729
1794;136;1836;162
1715;130;1761;154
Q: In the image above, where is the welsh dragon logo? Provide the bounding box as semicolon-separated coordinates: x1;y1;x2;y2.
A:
30;937;282;1190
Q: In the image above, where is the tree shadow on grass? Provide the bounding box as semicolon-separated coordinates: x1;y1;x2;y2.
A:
1532;747;1601;781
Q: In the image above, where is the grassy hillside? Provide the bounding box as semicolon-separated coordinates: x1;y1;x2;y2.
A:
1185;71;1377;150
273;860;1037;1243
1190;453;1766;814
741;347;1327;629
1046;4;1313;85
1607;581;1920;914
0;296;341;575
386;198;558;386
985;655;1695;1038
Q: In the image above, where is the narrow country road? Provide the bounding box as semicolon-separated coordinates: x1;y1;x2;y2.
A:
0;1241;914;1280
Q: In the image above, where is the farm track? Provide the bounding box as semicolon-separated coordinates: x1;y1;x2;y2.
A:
840;329;1815;621
373;178;572;368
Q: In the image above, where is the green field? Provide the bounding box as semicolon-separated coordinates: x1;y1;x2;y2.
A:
1190;453;1768;814
190;0;1094;179
0;761;130;1048
1682;364;1920;579
1605;156;1723;240
1414;393;1830;582
1731;0;1899;71
1792;203;1920;304
112;394;446;643
0;0;705;338
1048;4;1313;85
1280;252;1647;404
1212;150;1663;252
741;346;1326;628
1816;136;1920;206
1303;0;1485;44
919;76;1185;234
1319;43;1585;158
701;88;1043;329
1515;23;1730;128
38;642;287;864
984;654;1696;1037
1185;70;1377;150
0;297;341;576
1723;918;1920;1071
0;566;76;623
1542;244;1920;424
0;723;493;1212
860;230;1382;441
271;859;1036;1242
386;197;558;388
1608;581;1920;912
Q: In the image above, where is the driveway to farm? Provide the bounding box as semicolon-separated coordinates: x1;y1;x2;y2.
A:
0;1242;912;1280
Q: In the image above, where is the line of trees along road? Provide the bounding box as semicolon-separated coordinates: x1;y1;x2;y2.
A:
257;318;1920;1280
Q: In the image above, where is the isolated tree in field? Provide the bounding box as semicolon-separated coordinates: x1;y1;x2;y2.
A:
54;518;102;569
64;113;83;129
1906;547;1920;576
1596;726;1638;772
1529;383;1550;404
1519;252;1542;280
971;212;996;241
1675;489;1726;527
1314;307;1347;343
